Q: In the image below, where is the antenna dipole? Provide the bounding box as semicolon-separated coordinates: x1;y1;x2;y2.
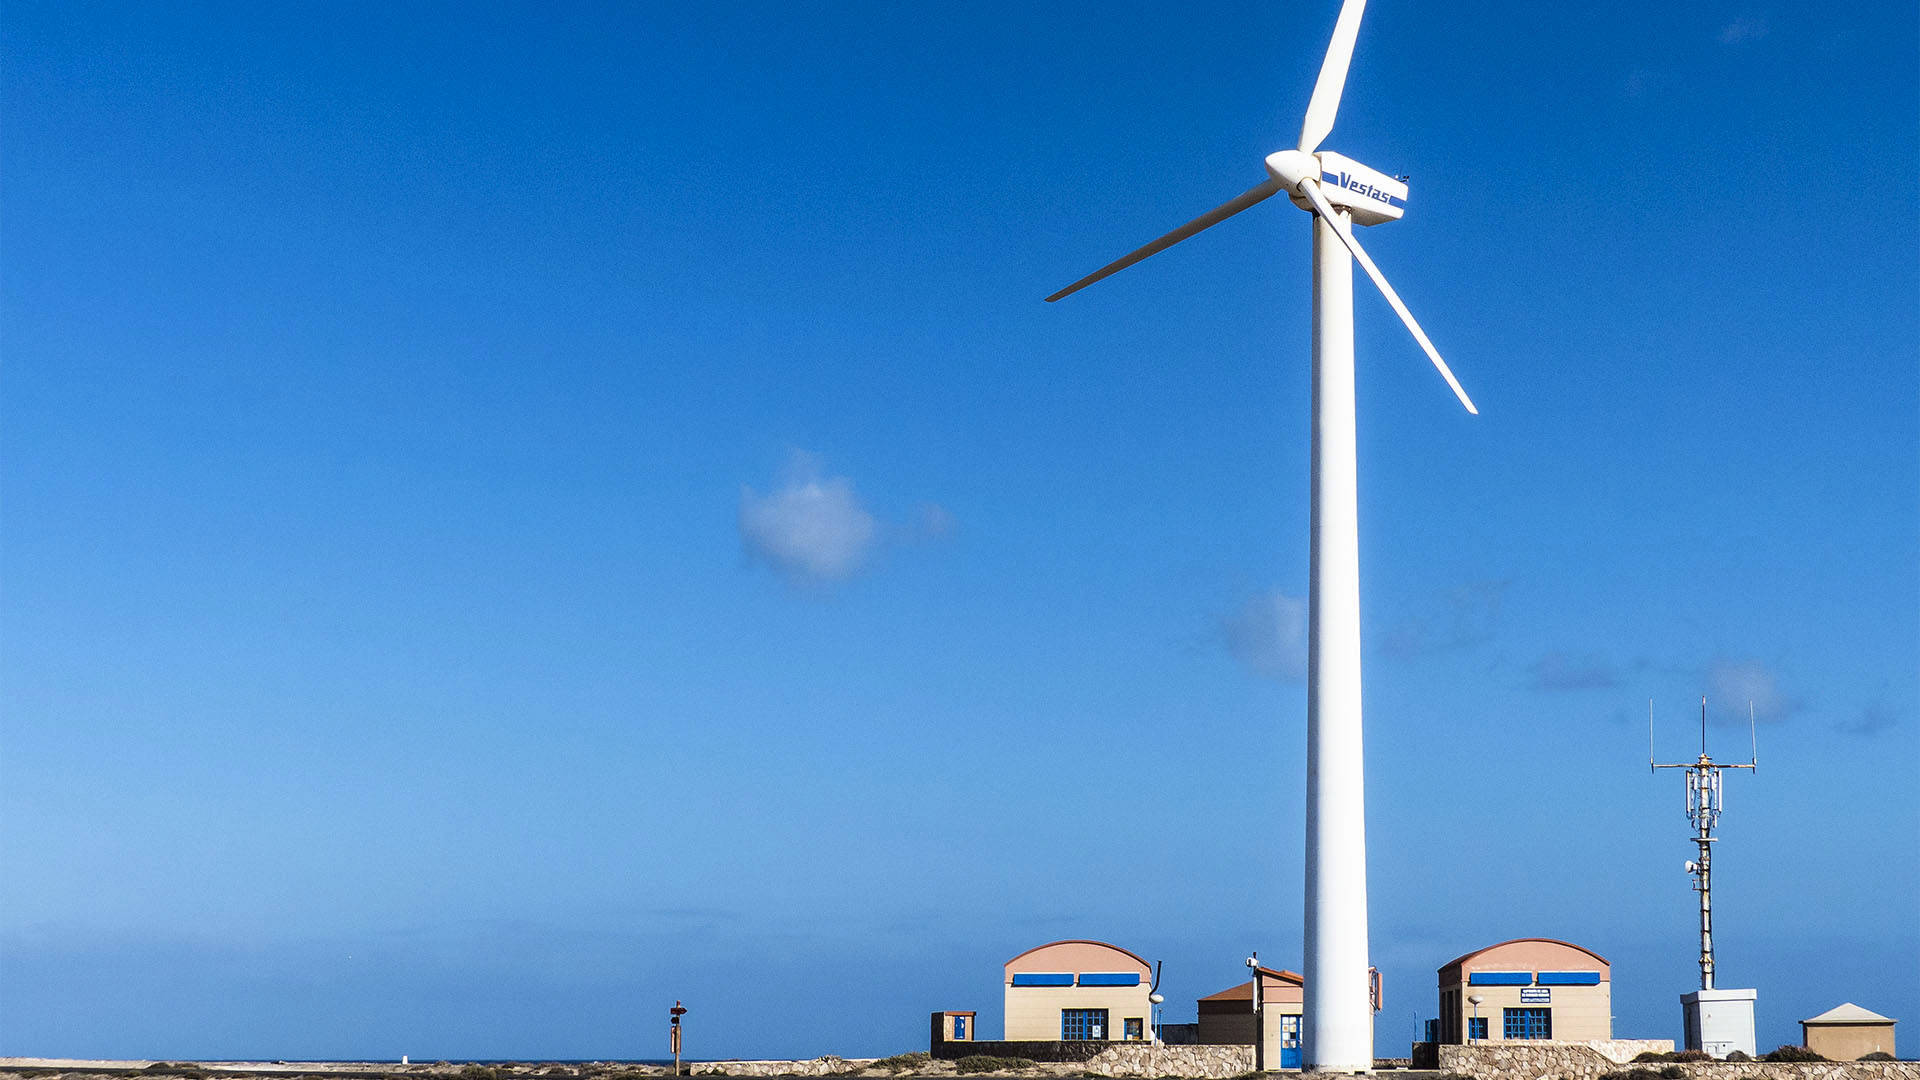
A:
1651;699;1758;991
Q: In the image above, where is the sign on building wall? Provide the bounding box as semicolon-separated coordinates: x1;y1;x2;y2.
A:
1519;988;1551;1004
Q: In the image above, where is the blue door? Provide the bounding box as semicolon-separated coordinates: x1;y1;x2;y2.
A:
1280;1014;1301;1068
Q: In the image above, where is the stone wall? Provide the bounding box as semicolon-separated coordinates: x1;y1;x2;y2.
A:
685;1044;1252;1079
1416;1040;1675;1068
1082;1043;1253;1078
690;1058;874;1076
1587;1042;1682;1064
1438;1043;1920;1080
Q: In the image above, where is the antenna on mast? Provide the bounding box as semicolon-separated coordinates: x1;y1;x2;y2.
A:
1653;698;1753;991
1647;699;1656;774
1651;698;1760;1057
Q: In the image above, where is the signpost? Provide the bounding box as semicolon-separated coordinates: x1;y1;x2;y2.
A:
670;1001;687;1076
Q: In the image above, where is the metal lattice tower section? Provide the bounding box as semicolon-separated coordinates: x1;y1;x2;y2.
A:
1651;698;1756;991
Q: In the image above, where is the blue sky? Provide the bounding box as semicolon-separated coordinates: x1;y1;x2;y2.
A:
3;0;1915;1063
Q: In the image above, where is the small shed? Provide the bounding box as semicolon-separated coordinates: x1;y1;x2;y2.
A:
1196;966;1305;1069
1801;1003;1896;1060
932;1010;976;1043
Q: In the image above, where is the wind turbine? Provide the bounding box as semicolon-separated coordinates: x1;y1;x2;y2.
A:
1046;0;1477;1071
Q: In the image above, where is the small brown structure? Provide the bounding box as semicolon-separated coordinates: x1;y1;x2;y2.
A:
1801;1003;1896;1060
1197;966;1305;1069
932;1010;976;1043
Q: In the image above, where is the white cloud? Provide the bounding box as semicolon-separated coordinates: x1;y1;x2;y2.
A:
737;452;953;586
1717;15;1770;44
739;453;878;584
1706;657;1798;723
1222;590;1308;682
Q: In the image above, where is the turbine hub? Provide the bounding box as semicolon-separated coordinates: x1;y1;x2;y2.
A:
1264;149;1321;191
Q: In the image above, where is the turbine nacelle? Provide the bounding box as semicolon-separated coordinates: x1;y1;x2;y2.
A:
1045;0;1472;415
1265;150;1407;227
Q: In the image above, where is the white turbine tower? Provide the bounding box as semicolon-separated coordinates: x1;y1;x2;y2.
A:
1046;1;1477;1072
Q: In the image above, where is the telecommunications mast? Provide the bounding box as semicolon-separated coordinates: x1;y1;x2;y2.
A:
1650;698;1759;1057
1650;697;1756;990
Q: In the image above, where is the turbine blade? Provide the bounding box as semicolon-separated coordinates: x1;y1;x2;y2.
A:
1046;179;1284;302
1298;0;1369;153
1297;178;1479;414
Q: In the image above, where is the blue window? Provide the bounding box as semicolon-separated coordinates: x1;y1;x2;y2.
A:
1536;971;1601;986
954;1016;967;1039
1467;1017;1487;1042
1062;1008;1109;1041
1468;971;1533;986
1078;972;1142;987
1503;1008;1552;1040
1012;972;1075;987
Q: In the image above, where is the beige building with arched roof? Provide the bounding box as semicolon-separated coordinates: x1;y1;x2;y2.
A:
1434;938;1612;1045
1004;940;1154;1042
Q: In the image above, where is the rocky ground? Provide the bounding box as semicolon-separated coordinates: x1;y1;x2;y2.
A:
0;1058;1438;1080
8;1058;1905;1080
0;1059;931;1080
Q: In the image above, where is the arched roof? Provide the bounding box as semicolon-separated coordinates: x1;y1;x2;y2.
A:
1004;939;1152;972
1440;937;1610;971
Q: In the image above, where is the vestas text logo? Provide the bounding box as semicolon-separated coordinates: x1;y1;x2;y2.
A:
1327;171;1405;207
